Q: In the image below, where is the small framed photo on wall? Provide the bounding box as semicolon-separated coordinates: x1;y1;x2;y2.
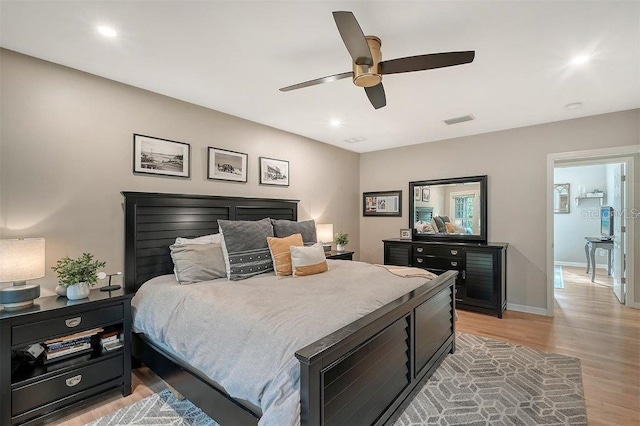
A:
259;157;289;186
422;187;431;202
133;134;190;178
414;187;421;201
207;147;248;183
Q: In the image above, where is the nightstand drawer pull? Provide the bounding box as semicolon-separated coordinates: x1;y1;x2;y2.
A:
416;247;424;253
65;317;82;328
451;261;458;267
450;250;458;255
65;375;82;387
416;258;424;263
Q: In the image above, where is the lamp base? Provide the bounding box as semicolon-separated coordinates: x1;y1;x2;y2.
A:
100;285;122;292
1;283;40;311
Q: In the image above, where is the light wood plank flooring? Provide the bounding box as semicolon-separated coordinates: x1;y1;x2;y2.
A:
52;265;639;425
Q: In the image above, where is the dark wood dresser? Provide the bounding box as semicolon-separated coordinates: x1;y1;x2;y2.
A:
384;239;508;317
0;289;132;425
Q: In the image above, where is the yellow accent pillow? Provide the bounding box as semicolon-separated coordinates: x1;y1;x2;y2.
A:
290;242;329;277
445;222;455;233
267;233;304;276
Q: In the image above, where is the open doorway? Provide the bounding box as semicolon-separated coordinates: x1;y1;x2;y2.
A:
547;146;637;316
553;162;626;300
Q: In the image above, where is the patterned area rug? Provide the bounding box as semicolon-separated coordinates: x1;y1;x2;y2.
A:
90;333;585;426
396;333;586;425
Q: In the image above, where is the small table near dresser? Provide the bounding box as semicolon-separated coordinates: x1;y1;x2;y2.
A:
0;289;133;425
384;239;508;318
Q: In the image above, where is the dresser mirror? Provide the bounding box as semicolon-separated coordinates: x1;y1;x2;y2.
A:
409;175;487;243
553;183;570;214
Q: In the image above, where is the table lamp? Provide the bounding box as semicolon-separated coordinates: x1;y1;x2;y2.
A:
316;224;334;252
0;238;44;310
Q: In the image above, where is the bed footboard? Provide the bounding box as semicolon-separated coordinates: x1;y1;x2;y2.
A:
295;270;457;426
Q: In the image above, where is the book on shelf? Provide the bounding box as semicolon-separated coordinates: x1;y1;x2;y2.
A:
45;343;92;361
44;327;103;345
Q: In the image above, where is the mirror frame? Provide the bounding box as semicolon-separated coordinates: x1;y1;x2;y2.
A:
553;183;570;214
409;175;488;244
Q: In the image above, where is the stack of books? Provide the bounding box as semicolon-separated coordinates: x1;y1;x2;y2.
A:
100;330;123;352
43;328;103;363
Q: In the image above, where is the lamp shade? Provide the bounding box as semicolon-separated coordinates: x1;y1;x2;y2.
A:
0;238;45;282
316;224;334;244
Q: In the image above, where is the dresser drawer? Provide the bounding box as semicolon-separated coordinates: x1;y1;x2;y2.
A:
12;354;123;415
12;304;123;346
413;245;463;258
413;255;463;271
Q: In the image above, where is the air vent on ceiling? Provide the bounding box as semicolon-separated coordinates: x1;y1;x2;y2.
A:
344;136;368;143
444;115;475;125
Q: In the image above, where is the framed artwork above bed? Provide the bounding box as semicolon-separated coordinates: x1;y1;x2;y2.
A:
259;157;289;186
207;147;248;183
133;134;190;178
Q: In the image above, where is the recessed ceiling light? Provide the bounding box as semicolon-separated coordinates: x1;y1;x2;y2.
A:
565;102;583;110
570;55;590;66
330;119;341;127
97;25;117;38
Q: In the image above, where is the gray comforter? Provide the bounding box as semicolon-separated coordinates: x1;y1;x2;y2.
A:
132;260;432;425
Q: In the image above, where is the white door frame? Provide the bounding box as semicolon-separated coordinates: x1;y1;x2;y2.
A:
546;145;638;316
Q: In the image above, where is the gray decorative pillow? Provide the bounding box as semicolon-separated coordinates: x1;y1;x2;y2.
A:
272;219;317;244
169;243;226;284
433;216;447;233
218;218;274;280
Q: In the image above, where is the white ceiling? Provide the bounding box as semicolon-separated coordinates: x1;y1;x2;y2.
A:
1;1;638;153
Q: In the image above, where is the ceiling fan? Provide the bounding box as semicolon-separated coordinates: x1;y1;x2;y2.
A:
280;11;475;109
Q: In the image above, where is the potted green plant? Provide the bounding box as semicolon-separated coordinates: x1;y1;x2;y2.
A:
52;253;106;300
335;232;349;252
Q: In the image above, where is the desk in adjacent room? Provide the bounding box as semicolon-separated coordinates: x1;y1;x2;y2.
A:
584;237;613;283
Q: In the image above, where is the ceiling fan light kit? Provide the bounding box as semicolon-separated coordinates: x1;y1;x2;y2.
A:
280;11;475;110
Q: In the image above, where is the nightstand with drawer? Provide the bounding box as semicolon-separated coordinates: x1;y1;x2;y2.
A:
0;290;133;425
325;250;354;261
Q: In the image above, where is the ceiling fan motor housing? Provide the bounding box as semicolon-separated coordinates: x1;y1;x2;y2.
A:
353;36;382;87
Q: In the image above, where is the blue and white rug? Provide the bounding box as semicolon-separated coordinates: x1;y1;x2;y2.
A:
554;265;565;289
90;333;586;425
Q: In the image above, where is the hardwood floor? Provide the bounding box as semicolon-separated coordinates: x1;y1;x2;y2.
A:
51;265;639;425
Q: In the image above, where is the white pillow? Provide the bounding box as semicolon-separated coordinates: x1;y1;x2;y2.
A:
175;233;222;245
290;242;329;277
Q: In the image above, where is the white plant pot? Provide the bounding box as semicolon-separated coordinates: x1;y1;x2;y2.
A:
336;244;345;252
66;282;90;300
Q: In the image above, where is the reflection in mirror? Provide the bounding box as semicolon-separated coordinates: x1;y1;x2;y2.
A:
554;183;570;214
410;176;487;243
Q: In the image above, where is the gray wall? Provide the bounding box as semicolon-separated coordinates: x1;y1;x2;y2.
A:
554;165;608;265
360;109;640;311
0;49;360;295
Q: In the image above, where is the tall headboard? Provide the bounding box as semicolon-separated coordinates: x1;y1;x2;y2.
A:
122;192;299;293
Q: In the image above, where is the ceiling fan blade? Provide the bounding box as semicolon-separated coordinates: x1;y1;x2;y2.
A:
364;83;386;109
332;11;373;66
279;71;353;92
380;51;475;75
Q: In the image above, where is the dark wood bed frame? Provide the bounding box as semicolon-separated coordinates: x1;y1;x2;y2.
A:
123;191;457;425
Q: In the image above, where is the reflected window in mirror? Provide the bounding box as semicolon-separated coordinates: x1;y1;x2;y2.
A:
554;183;570;214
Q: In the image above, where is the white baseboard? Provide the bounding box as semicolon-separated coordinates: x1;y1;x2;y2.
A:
627;300;640;309
554;261;608;269
506;303;549;316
